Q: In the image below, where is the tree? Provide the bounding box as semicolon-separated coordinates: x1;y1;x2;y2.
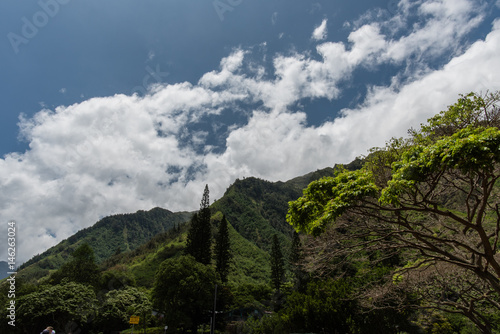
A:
98;268;136;292
290;232;305;285
280;279;356;333
186;185;212;264
287;92;500;334
13;281;98;334
50;242;101;288
96;287;152;334
152;255;219;333
270;234;285;291
214;214;232;283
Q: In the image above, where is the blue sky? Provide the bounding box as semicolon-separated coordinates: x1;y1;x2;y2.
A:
1;0;499;264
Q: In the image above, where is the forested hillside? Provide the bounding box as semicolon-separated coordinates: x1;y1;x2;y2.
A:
15;167;338;287
1;162;337;334
16;208;192;282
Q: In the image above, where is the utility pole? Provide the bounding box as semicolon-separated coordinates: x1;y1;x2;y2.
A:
210;284;217;334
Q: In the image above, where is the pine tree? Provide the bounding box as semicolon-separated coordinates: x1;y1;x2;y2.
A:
270;234;285;291
185;185;212;264
214;215;232;283
290;231;307;288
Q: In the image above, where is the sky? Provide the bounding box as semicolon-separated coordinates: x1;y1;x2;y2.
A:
1;0;500;265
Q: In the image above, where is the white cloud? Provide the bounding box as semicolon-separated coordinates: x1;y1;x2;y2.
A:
312;19;328;41
223;17;500;181
382;0;485;63
310;3;322;14
1;0;498;264
347;24;386;65
147;50;155;62
271;12;278;25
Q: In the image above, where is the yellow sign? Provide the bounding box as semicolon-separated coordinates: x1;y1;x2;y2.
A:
129;316;140;324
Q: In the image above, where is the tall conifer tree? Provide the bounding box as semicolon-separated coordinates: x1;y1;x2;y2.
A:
270;234;285;291
186;185;212;264
214;215;232;283
289;231;307;288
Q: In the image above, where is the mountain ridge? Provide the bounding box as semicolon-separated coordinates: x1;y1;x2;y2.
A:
18;208;193;282
15;166;339;284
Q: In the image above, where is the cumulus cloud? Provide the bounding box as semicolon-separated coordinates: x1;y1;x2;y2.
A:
381;0;486;63
312;19;328;41
1;0;498;264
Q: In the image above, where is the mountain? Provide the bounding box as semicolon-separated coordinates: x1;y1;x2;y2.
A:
18;208;192;282
212;167;342;251
211;177;303;253
15;167;337;285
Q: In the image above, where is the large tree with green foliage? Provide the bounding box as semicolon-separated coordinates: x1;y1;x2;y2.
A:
186;185;212;265
214;214;232;283
280;278;356;333
96;287;152;334
152;255;219;332
49;242;101;288
13;281;98;334
287;92;500;334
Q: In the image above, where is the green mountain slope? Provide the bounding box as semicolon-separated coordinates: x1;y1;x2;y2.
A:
212;176;306;253
18;208;192;282
109;212;272;288
16;167;338;285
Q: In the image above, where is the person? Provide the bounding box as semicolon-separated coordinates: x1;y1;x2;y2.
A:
41;326;54;334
